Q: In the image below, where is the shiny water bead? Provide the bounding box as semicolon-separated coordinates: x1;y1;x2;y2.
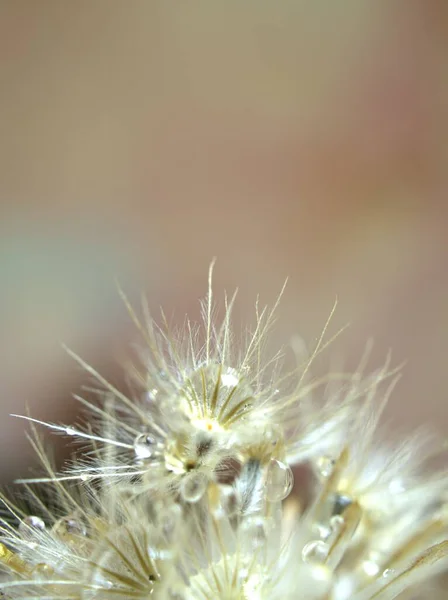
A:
32;563;54;580
18;516;46;537
265;459;294;501
53;516;87;539
382;568;396;579
134;433;156;460
180;472;208;503
146;388;159;402
316;456;336;478
302;540;329;564
362;560;381;577
332;493;353;516
65;426;78;436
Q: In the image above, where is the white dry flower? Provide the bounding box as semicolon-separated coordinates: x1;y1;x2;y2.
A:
1;264;448;599
14;264;379;504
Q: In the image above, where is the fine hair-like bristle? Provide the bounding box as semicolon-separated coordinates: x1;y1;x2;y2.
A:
1;264;447;599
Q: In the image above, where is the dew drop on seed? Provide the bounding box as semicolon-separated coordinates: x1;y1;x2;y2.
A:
329;515;345;532
53;516;87;538
332;493;353;516
146;388;159;401
32;563;54;580
362;560;380;577
265;459;294;501
302;540;329;564
180;472;208;503
19;516;45;538
134;433;156;460
382;568;396;579
316;456;335;478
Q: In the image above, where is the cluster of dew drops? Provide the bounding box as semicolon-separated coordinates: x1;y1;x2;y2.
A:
129;364;296;508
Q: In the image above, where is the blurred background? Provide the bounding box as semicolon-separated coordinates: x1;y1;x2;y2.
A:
1;1;447;482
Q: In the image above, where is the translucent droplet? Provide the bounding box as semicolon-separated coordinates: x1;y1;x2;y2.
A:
146;388;159;401
302;540;329;564
241;517;267;549
316;456;335;478
329;515;345;531
53;516;87;539
32;563;54;580
332;493;353;516
382;568;395;579
220;367;239;388
180;472;208;503
134;433;156;460
316;523;332;540
362;560;380;577
265;459;294;501
19;516;45;538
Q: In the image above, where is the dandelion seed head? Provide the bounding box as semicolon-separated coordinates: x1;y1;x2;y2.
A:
2;266;448;599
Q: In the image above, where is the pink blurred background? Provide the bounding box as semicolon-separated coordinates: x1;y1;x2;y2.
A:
1;2;447;481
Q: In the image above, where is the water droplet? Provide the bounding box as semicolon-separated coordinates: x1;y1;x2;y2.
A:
265;459;294;501
53;516;87;539
316;456;335;478
65;426;77;436
332;493;353;516
363;560;380;577
134;433;156;460
316;523;332;539
180;472;208;503
302;540;329;564
220;368;239;388
382;568;395;579
19;516;45;537
32;563;54;580
146;388;159;401
329;515;345;531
